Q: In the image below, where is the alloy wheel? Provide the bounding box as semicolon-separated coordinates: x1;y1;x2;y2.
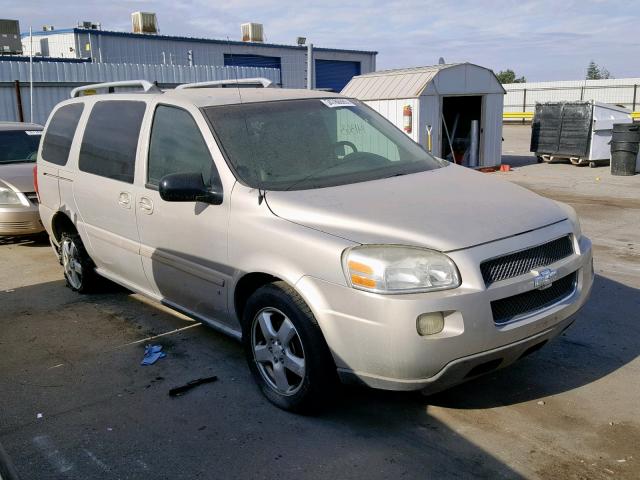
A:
251;307;306;395
61;238;83;290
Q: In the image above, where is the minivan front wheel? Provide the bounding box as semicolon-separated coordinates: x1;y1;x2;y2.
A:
242;282;336;413
60;232;98;293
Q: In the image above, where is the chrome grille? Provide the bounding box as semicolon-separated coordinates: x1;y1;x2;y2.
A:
0;221;40;231
491;271;577;325
481;236;573;286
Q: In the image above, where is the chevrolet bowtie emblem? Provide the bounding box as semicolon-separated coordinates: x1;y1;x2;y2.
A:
532;268;557;290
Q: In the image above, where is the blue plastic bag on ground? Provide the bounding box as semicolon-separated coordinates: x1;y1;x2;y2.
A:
141;344;166;366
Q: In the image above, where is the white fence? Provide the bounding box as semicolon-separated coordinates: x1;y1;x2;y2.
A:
0;60;281;125
504;78;640;120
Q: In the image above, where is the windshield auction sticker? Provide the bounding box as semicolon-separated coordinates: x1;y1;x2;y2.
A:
321;99;355;108
25;131;42;136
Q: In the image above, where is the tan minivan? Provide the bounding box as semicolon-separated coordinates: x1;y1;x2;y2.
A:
37;79;593;412
0;122;44;236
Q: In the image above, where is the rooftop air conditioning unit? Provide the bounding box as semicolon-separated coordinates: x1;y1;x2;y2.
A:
80;21;101;30
132;12;158;34
241;23;264;43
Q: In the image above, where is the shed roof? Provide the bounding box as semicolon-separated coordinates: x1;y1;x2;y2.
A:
342;63;505;100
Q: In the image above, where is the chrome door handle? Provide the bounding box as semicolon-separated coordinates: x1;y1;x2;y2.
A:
118;192;132;209
138;196;154;214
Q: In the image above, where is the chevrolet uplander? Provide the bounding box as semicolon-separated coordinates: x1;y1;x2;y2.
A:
36;79;593;412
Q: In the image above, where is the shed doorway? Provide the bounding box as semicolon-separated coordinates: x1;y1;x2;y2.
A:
441;95;483;165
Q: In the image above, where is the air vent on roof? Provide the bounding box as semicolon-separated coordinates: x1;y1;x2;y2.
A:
132;12;158;34
42;25;55;32
79;21;101;30
241;23;264;42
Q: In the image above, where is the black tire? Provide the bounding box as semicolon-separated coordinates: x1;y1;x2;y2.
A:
589;161;597;168
60;232;100;293
242;281;337;413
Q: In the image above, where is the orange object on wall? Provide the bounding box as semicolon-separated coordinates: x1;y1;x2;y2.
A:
403;105;412;133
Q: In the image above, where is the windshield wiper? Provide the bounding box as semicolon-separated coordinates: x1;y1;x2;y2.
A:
284;153;372;192
384;173;407;178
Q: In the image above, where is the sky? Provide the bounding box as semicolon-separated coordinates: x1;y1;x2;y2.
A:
3;0;638;82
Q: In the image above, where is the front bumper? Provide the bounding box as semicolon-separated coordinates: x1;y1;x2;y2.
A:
0;204;44;236
296;221;594;393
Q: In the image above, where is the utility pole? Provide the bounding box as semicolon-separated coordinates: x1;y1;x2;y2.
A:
306;43;314;90
29;26;33;123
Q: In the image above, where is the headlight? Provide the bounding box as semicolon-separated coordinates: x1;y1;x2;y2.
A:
0;186;22;205
555;201;582;239
342;245;461;294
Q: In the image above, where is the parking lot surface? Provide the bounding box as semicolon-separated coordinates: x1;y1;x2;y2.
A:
1;125;639;479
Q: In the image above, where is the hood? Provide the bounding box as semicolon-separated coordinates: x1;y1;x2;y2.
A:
265;165;566;252
0;162;36;193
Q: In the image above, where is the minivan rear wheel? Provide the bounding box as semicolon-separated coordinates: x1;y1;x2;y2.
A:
60;232;99;293
242;281;337;413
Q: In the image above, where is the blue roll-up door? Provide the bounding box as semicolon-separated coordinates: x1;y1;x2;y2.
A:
315;60;361;92
223;54;281;72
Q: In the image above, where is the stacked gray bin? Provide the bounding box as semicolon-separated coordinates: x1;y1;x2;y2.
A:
610;123;639;176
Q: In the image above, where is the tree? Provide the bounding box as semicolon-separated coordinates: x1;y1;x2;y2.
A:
495;69;526;84
586;61;612;80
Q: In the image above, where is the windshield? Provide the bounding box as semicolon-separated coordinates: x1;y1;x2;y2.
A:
204;98;443;190
0;130;41;164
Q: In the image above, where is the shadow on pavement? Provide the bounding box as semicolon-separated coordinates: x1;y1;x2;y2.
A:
501;154;538;168
0;233;49;247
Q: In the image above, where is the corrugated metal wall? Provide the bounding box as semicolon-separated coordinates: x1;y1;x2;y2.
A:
0;61;281;125
504;78;640;115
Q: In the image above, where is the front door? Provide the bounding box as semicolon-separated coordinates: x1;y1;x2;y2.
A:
134;104;231;325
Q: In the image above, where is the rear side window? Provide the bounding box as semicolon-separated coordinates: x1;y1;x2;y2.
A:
147;105;215;187
79;101;146;183
41;103;84;166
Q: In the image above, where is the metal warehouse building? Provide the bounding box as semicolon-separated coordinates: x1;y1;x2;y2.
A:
20;26;376;91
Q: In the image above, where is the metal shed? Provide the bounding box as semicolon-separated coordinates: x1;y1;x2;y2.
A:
342;63;506;167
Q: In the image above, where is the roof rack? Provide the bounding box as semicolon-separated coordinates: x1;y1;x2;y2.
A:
176;77;277;90
70;80;161;98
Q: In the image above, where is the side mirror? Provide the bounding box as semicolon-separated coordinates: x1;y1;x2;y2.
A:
159;172;223;205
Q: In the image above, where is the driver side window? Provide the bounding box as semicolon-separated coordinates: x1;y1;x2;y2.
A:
335;107;400;161
147;105;216;187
